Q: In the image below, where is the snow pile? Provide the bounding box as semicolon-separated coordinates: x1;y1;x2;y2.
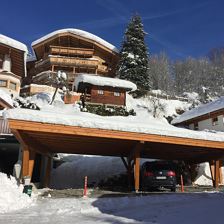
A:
0;88;13;107
194;163;213;186
0;34;28;52
172;96;224;124
74;73;137;92
4;95;224;142
51;155;127;189
31;28;118;53
0;172;35;213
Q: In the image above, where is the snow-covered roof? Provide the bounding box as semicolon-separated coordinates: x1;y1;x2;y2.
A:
74;74;137;92
0;34;28;52
31;28;119;53
3;107;224;142
172;96;224;124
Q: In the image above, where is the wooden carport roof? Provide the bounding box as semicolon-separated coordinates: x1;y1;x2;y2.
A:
8;119;224;164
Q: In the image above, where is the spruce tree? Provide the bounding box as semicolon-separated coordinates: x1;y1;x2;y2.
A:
117;15;151;93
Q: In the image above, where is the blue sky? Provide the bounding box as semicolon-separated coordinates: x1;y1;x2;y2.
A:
1;0;223;60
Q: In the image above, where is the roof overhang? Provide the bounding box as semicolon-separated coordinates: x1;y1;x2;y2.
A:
8;119;224;164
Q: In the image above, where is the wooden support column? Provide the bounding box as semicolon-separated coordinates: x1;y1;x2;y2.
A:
44;157;52;188
209;160;215;186
219;161;223;185
134;150;140;192
28;150;36;179
22;146;30;178
214;160;220;188
22;146;36;181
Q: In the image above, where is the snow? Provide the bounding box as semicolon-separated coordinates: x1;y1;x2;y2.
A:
172;96;224;124
0;89;13;107
0;34;28;52
3;94;224;143
51;155;127;189
73;73;137;92
0;193;224;223
31;28;118;53
0;172;35;214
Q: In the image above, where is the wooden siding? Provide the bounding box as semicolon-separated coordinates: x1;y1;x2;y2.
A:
0;117;11;134
0;45;25;78
90;86;125;106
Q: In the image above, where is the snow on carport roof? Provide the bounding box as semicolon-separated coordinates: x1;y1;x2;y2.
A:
31;28;119;53
4;107;224;143
73;73;137;92
0;34;28;52
172;96;224;125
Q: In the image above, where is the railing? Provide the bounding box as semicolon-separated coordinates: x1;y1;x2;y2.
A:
0;117;11;134
35;56;99;68
49;46;94;57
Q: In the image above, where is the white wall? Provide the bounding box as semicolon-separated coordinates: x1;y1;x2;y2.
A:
188;115;224;132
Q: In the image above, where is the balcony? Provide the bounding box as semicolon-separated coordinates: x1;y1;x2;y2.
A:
49;46;94;57
0;117;11;135
35;56;108;73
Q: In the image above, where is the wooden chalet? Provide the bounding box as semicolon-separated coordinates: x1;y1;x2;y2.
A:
0;34;27;95
27;29;119;89
172;97;224;132
73;74;137;106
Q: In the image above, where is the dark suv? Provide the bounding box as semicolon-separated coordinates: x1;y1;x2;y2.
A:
140;161;177;192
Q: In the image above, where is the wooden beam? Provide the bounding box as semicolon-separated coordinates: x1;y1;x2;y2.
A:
22;145;30;178
219;161;223;185
133;142;143;192
28;150;36;179
214;160;220;188
209;160;215;185
121;157;128;171
44;157;52;188
8;119;224;150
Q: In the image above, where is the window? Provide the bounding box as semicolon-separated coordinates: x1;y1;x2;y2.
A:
0;80;7;87
212;117;218;126
9;82;16;90
114;92;120;97
97;90;104;95
0;54;4;69
194;122;198;130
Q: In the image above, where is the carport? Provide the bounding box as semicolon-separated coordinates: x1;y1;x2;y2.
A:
7;118;224;191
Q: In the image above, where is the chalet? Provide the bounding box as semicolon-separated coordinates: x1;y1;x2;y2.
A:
0;34;27;96
27;29;119;90
172;96;224;132
73;73;137;106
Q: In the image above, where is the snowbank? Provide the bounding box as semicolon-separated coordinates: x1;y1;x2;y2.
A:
74;73;137;92
31;28;118;53
0;172;35;213
51;155;127;189
0;34;28;52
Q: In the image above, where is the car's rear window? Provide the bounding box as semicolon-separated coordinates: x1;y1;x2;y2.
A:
145;164;174;171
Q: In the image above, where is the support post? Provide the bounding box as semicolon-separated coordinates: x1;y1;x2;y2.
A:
134;150;140;192
219;161;223;185
28;150;36;179
214;160;220;188
209;160;215;186
44;157;52;188
22;146;36;182
22;146;30;178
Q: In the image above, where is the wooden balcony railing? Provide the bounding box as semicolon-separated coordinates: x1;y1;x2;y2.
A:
49;46;94;57
35;56;108;74
0;117;11;135
35;56;100;68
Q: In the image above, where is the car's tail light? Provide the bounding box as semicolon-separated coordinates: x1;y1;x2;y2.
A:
167;171;176;176
144;171;154;177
